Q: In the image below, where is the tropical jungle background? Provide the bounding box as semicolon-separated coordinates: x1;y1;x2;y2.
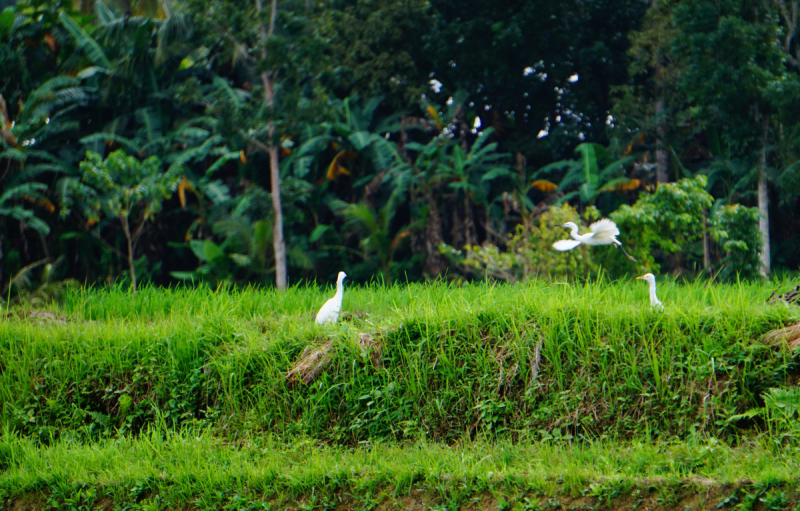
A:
2;0;800;295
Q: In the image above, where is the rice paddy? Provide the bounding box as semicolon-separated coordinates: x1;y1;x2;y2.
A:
2;278;799;509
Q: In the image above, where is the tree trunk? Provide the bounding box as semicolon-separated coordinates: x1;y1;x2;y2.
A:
256;0;287;290
463;194;476;247
702;209;711;272
655;96;669;183
79;0;96;14
268;142;287;289
451;200;462;248
120;215;137;293
423;187;447;276
758;116;770;276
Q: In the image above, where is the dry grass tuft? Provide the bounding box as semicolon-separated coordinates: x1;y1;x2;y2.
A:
763;322;800;348
286;340;335;385
358;333;384;369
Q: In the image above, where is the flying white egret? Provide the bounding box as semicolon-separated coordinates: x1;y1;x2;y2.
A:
553;219;637;262
315;271;347;324
635;273;663;308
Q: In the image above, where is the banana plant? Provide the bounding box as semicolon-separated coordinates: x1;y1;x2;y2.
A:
0;75;84;240
533;142;642;207
172;183;314;285
440;127;515;246
333;199;413;284
286;95;404;184
59;3;237;171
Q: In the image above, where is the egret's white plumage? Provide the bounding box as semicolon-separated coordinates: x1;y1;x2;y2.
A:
636;273;663;308
315;271;347;324
553;219;636;261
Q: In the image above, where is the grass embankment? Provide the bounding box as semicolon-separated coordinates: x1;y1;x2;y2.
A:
2;431;800;510
1;280;800;509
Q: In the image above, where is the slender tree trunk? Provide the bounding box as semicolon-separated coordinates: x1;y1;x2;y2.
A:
451;200;462;248
463;194;476;247
256;0;287;290
79;0;96;14
120;216;137;293
268;142;287;289
423;187;447;276
758;116;770;276
702;209;711;272
655;96;669;183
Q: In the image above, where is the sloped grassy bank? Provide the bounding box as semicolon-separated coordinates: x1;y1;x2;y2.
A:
2;281;800;510
1;281;798;444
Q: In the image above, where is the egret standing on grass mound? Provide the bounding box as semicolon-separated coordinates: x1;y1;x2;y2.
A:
553;219;637;262
636;273;663;308
315;271;347;324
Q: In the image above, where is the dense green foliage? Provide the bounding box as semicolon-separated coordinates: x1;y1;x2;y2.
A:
1;0;799;291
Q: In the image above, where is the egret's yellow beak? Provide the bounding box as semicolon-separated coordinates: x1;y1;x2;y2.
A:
635;276;644;280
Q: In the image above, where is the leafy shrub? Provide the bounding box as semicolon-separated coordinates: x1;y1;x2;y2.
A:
444;204;598;281
600;175;714;277
449;177;762;282
60;150;181;291
712;204;763;281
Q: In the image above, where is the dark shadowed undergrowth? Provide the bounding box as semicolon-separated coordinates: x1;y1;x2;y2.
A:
2;279;798;444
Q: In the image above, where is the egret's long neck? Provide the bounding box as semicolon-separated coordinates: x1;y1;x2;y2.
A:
335;278;344;297
569;225;582;241
649;281;659;305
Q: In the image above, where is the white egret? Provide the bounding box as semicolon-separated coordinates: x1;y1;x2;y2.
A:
553;219;637;261
315;271;347;324
635;273;663;308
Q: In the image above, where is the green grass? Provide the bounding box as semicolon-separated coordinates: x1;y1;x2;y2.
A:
2;429;799;510
1;279;800;509
2;279;798;444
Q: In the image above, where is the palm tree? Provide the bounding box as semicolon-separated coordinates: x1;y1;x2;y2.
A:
335;201;411;283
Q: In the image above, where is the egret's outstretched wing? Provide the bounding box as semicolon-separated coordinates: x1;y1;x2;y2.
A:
586;218;620;244
589;218;620;236
553;239;582;251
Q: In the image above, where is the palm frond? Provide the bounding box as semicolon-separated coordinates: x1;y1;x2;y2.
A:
59;12;111;68
468;127;496;157
0;149;26;162
341;203;379;235
135;107;162;143
212;77;245;108
7;258;49;293
0;206;50;235
14;164;70;184
201;180;231;205
173;126;211;142
155;14;193;67
94;0;116;24
368;135;402;171
79;133;142;154
0;182;48;204
205;151;240;176
167;135;224;165
287;246;314;270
